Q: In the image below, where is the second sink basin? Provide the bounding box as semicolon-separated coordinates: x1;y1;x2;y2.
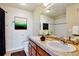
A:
47;41;76;52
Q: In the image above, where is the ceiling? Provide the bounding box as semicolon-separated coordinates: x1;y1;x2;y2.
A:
0;3;42;11
0;3;73;17
42;3;72;17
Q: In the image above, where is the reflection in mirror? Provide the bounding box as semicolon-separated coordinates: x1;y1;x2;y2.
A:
43;23;48;30
40;14;54;35
39;3;71;39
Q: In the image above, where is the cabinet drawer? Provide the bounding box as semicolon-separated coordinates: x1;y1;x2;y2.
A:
37;46;49;56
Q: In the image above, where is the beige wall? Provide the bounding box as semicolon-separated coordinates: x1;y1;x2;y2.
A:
33;5;44;35
66;4;79;36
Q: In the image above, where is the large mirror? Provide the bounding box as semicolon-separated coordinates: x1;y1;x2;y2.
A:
40;3;70;38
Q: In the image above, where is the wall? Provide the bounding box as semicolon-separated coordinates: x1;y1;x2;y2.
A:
40;15;54;34
66;4;79;36
0;5;33;51
33;6;44;35
0;3;77;52
54;15;68;38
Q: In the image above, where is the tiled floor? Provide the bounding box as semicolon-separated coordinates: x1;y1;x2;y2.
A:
4;49;28;56
11;50;26;56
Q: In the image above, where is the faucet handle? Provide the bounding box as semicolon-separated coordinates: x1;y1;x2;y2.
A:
68;36;71;41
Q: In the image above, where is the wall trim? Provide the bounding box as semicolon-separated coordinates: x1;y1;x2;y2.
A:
6;47;23;52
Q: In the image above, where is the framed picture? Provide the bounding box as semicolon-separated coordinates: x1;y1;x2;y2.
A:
14;16;27;30
43;23;49;30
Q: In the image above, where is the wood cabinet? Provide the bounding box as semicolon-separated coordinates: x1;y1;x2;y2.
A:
28;39;50;56
29;39;36;56
37;46;49;56
28;43;31;56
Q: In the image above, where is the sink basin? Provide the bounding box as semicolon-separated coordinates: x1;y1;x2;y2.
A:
47;41;76;52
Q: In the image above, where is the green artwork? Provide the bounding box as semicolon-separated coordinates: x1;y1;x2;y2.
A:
15;17;27;29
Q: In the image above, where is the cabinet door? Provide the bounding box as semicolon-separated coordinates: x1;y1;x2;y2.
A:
31;47;36;56
37;46;49;56
28;43;31;56
29;40;37;56
29;40;36;50
37;53;41;56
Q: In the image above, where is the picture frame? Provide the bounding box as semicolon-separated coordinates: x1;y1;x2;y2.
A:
43;23;49;30
14;16;27;30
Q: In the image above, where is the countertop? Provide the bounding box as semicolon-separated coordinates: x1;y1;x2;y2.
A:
29;36;79;56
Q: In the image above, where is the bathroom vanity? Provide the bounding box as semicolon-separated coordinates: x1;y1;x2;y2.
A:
28;36;58;56
28;36;79;56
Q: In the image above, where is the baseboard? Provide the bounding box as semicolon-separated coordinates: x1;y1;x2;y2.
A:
6;47;24;52
24;47;28;55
